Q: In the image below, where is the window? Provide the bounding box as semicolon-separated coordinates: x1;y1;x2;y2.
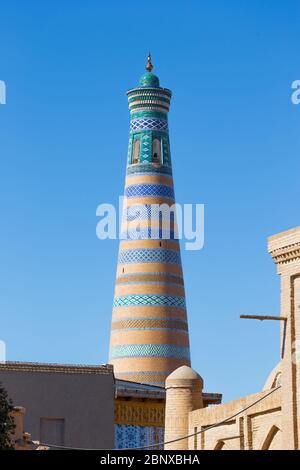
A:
132;139;140;164
152;138;161;164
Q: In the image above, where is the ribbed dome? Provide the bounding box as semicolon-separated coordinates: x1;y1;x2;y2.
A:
139;71;160;88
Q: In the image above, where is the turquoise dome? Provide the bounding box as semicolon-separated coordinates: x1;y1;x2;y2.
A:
139;72;160;88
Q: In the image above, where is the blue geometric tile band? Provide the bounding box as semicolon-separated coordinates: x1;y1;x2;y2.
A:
123;204;175;222
113;294;186;309
110;344;190;360
125;184;175;199
126;164;172;176
123;204;152;221
131;118;168;132
120;228;177;240
112;316;188;325
118;248;180;265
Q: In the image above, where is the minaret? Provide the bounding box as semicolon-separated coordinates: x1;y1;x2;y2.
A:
109;54;191;386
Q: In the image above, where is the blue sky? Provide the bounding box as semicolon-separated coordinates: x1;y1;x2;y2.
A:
0;0;299;402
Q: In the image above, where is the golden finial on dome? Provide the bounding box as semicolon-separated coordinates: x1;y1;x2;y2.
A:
146;51;153;72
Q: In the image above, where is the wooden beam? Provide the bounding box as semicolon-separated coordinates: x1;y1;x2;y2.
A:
240;315;287;321
219;435;242;441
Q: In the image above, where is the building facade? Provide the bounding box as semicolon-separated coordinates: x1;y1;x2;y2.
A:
114;380;165;449
109;54;191;386
0;362;115;449
114;379;221;450
164;226;300;450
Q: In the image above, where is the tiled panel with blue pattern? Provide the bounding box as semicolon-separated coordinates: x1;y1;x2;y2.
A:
118;248;181;265
115;424;164;450
113;294;186;309
120;228;177;240
110;344;190;360
125;184;175;199
123;203;175;221
126;164;172;176
131;118;168;132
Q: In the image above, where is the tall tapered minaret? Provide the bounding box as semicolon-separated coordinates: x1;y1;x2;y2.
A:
109;54;191;386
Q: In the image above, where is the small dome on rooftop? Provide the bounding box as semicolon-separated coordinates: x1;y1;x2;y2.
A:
166;365;203;383
263;362;282;390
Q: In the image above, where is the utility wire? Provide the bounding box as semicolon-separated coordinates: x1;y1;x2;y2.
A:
131;385;281;450
32;385;281;451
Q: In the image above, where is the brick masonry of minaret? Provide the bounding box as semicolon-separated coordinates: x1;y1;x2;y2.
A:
109;63;191;386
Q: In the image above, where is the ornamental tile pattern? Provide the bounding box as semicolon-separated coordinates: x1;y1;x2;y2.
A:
110;344;190;360
113;294;186;309
162;136;170;166
140;133;152;163
120;228;177;240
115;424;164;450
130;118;168;132
118;248;180;265
123;204;175;222
126;164;172;176
125;184;175;199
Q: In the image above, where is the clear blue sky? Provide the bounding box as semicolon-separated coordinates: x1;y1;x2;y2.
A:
1;0;299;402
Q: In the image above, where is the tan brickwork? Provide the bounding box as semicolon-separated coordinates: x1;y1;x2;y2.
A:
163;227;300;450
268;226;300;449
112;357;190;374
164;366;203;450
188;388;281;450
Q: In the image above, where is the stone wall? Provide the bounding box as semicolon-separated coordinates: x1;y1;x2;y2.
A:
189;388;281;450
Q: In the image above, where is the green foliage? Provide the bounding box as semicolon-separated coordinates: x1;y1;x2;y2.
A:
0;382;15;450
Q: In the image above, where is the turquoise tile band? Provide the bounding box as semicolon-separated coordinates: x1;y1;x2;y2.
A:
113;294;186;309
110;344;190;360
